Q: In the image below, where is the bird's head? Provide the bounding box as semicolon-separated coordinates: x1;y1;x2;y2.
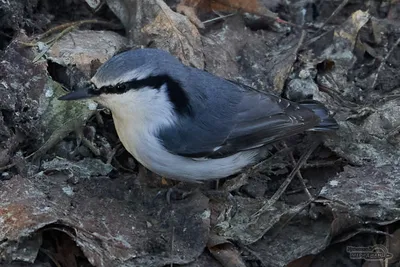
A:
59;48;192;117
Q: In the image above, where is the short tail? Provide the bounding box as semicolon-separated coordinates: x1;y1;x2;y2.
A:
299;100;339;131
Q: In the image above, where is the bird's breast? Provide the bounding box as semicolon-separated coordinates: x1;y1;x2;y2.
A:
112;112;174;172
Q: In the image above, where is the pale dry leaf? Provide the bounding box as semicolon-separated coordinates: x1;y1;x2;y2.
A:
104;0;204;68
177;2;205;29
142;0;204;68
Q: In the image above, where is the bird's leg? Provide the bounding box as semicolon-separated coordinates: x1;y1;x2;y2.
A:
165;185;194;204
136;165;193;204
72;126;100;156
137;164;170;188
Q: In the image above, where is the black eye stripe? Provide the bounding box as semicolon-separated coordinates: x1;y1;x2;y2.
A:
93;75;192;116
96;75;166;94
116;83;127;91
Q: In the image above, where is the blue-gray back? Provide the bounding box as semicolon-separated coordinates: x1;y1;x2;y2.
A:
158;65;321;158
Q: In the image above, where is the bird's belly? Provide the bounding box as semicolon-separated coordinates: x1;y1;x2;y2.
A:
113;120;259;180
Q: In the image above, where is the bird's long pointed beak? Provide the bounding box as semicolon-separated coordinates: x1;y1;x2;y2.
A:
58;83;96;101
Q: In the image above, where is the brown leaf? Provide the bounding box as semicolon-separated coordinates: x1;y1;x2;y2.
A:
287;255;315;267
177;3;205;29
207;235;246;267
179;0;277;19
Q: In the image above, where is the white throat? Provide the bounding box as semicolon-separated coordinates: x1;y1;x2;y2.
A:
96;86;178;166
98;85;176;128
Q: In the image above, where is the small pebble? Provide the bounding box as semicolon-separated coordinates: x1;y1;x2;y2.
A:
1;172;11;180
285;78;318;101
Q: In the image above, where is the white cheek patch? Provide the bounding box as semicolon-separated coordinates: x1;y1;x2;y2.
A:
99;87;176;130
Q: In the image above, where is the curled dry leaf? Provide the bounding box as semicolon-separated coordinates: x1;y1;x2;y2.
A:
105;0;204;69
207;234;246;267
48;30;128;77
208;244;246;267
142;0;204;68
178;0;278;19
177;3;206;29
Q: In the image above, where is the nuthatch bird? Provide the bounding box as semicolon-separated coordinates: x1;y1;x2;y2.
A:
59;48;338;181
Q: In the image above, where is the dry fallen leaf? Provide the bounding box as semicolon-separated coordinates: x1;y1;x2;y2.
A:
178;0;278;19
177;0;280;31
177;3;206;29
105;0;204;69
207;234;246;267
0;175;211;266
208;244;246;267
142;0;204;68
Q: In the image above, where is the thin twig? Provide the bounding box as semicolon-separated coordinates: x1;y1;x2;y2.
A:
317;83;359;109
352;227;393;238
385;225;389;267
21;19;121;47
370;35;400;90
32;24;78;62
270;199;313;239
0;30;13;38
170;226;175;267
251;140;320;219
312;0;349;37
81;137;101;156
303;158;343;169
303;0;349;48
0;149;37;171
282;142;313;200
203;12;237;24
106;147;117;165
0;162;15;171
302;28;333;48
294;30;306;57
286;186;313;195
385;225;393;267
251;146;293;173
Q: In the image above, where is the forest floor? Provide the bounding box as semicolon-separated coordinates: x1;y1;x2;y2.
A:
1;0;400;266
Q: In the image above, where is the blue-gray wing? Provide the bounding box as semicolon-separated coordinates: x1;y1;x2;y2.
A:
157;70;321;159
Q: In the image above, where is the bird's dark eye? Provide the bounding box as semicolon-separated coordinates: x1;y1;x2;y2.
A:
116;83;127;91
